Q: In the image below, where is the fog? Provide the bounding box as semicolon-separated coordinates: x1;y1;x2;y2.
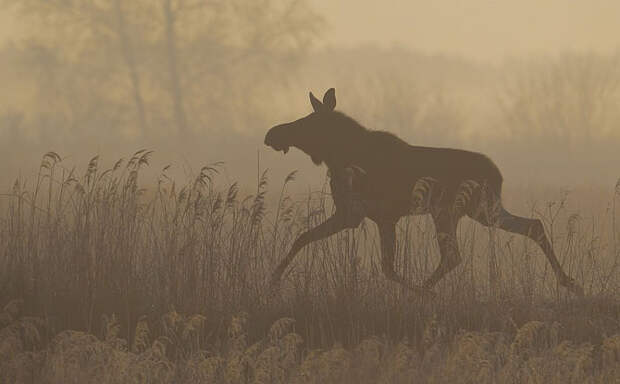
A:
315;0;620;61
0;0;619;196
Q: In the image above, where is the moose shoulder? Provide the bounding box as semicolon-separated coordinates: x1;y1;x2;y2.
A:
264;88;583;297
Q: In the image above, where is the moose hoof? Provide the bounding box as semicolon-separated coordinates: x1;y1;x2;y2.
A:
405;286;436;302
267;275;283;297
411;284;437;299
561;277;584;297
420;288;437;300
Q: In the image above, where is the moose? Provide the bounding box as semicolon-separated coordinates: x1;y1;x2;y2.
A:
264;88;583;296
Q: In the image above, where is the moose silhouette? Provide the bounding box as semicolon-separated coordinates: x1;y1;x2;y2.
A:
265;88;583;296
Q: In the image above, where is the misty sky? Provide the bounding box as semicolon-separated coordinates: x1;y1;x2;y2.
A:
1;1;619;61
313;0;620;61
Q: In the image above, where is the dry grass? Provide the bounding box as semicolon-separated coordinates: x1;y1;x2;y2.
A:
0;151;618;382
1;303;618;383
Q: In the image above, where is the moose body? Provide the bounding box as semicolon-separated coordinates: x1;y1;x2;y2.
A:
329;138;503;221
265;88;583;296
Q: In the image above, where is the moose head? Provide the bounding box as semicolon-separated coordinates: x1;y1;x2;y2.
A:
265;88;351;166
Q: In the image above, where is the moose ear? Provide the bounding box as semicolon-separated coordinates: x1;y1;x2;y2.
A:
322;88;336;111
309;92;323;112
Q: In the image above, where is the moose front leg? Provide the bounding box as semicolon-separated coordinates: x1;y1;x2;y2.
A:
329;165;367;221
270;166;366;292
270;214;354;289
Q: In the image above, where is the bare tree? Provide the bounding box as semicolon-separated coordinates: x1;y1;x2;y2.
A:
4;0;152;136
114;0;149;136
2;0;323;144
161;0;188;135
498;53;620;147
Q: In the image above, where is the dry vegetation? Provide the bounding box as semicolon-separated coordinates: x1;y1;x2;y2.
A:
2;306;619;383
0;151;618;383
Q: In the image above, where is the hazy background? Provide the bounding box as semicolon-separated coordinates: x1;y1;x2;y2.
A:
1;0;619;196
315;1;620;60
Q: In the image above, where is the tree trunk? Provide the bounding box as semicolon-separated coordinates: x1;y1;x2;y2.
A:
114;0;148;137
162;0;188;135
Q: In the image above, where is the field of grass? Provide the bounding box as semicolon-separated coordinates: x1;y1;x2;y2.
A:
0;151;619;383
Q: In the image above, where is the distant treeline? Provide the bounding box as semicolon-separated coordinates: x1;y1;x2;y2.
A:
0;0;619;187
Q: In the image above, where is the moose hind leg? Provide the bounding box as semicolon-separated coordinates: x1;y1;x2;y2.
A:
480;207;584;296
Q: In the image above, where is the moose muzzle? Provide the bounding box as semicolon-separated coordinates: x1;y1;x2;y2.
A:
264;124;291;154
